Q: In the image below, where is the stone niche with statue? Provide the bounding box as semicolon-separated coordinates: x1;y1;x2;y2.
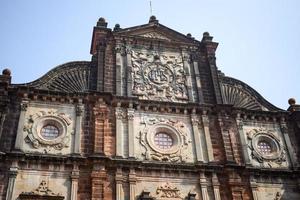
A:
16;101;78;155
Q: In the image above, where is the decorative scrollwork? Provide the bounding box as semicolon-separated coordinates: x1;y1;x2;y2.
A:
137;116;191;163
131;50;188;102
156;182;181;199
23;109;73;153
246;128;286;168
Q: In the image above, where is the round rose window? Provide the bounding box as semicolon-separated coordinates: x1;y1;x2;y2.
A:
154;132;173;149
40;125;60;140
257;141;272;155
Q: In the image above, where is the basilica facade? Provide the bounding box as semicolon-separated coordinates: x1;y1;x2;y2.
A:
0;16;300;200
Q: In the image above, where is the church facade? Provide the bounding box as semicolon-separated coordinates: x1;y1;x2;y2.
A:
0;16;300;200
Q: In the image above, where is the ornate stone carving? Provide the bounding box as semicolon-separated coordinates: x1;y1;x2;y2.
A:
246;128;286;168
23;109;73;153
156;182;181;199
115;108;126;120
139;32;170;41
137;116;191;162
19;180;64;199
131;50;188;102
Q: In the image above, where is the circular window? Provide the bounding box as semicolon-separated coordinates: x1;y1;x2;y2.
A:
257;141;272;155
40;125;60;140
154;132;173;149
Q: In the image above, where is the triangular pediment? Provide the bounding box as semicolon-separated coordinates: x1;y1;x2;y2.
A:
114;22;198;44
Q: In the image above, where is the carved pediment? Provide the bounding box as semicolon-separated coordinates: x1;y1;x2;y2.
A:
19;180;64;200
114;23;196;44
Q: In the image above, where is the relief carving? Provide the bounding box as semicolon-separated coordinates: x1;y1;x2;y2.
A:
139;32;170;41
23;109;73;153
156;182;181;199
19;180;64;199
131;50;188;102
246;128;287;168
137;116;191;163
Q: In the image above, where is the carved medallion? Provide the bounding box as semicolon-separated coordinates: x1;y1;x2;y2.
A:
137;116;191;163
131;50;188;102
23;109;73;153
246;128;286;168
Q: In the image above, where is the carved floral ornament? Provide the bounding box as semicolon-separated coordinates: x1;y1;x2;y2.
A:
131;50;188;103
246;128;286;167
23;109;73;153
137;116;191;162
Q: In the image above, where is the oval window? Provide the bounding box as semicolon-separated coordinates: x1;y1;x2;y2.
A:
40;125;60;140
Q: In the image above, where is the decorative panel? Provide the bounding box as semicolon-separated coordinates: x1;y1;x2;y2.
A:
131;50;188;103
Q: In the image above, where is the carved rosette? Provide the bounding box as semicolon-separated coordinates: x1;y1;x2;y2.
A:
138;116;192;163
246;128;287;168
23;109;73;153
131;50;188;102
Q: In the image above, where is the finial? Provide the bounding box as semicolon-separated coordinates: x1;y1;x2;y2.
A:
202;32;213;42
149;15;158;23
187;33;192;38
2;68;11;76
114;24;121;31
97;17;108;28
288;98;296;106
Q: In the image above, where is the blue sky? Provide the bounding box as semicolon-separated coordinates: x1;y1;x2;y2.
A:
0;0;299;109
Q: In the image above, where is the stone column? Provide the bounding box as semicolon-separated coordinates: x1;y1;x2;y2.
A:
115;168;123;200
182;52;194;102
129;168;136;200
14;100;28;151
91;165;106;200
6;167;18;200
70;168;79;200
218;116;235;162
74;102;83;154
199;172;209;200
127;106;135;158
201;111;214;162
212;173;221;200
115;105;124;157
126;45;133;97
236;114;251;165
280;118;297;167
191;113;204;162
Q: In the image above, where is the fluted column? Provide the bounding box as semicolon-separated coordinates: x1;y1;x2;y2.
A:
192;54;204;103
116;168;123;200
6;167;18;200
14;100;28;151
199;172;209;200
212;173;221;200
129;168;136;200
70;167;79;200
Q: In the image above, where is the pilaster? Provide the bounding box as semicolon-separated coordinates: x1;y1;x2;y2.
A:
14;100;28;151
115;168;124;200
70;166;79;200
199;172;209;200
127;105;135;158
191;113;204;162
212;173;221;200
126;45;133;97
129;168;137;200
116;105;125;157
192;57;204;103
74;101;83;154
182;52;194;102
236;114;251;165
6;167;18;200
201;112;214;162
